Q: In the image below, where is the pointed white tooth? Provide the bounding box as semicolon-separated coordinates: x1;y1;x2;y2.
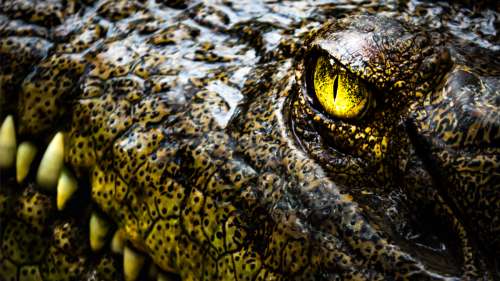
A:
111;228;126;254
36;132;65;190
0;115;16;169
56;167;78;211
16;142;37;183
124;246;145;281
89;212;110;252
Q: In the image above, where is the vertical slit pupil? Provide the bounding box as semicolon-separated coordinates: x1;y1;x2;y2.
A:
333;74;339;101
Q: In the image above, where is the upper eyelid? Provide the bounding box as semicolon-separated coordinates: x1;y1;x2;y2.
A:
308;49;355;78
307;49;381;97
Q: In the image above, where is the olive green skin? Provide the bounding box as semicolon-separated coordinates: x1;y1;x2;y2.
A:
0;1;498;281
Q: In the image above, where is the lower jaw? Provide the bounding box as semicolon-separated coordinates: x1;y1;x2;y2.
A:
0;114;177;281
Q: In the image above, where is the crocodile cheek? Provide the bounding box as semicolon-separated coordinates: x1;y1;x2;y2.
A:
86;87;265;279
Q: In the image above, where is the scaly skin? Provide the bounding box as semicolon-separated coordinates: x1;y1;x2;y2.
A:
0;1;499;281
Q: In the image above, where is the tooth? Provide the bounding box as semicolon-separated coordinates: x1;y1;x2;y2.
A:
0;115;16;169
36;132;65;190
16;142;37;183
56;167;78;211
89;212;110;252
124;246;145;281
111;228;126;254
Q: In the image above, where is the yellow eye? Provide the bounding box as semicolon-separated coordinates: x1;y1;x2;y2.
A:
313;56;370;119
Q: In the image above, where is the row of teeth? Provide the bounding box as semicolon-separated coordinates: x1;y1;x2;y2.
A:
0;115;171;281
0;116;75;210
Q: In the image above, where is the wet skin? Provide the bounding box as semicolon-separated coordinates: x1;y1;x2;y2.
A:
0;1;499;281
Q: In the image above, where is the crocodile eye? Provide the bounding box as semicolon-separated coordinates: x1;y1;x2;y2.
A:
312;56;370;119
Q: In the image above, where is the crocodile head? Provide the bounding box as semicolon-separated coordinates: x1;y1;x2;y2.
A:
0;1;498;280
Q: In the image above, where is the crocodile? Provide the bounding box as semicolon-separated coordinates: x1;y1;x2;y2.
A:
0;0;499;280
